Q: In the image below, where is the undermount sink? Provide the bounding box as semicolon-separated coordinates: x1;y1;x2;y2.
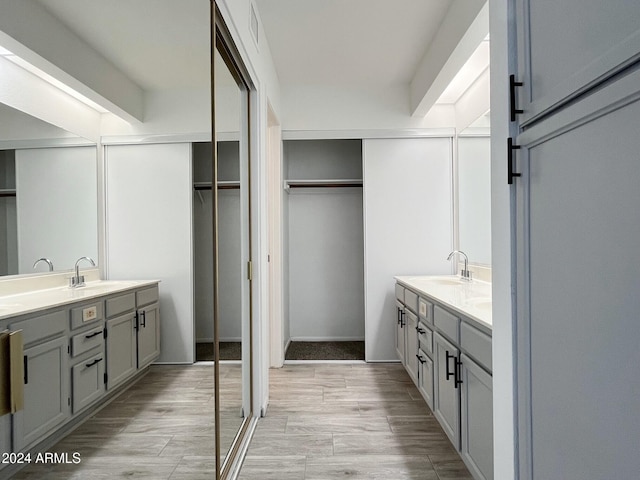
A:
72;281;140;292
466;297;492;312
429;277;465;285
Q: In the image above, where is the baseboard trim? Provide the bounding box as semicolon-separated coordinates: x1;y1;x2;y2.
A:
289;336;365;342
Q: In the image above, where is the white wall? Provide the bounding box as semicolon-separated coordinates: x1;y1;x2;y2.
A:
458;136;491;265
363;137;454;361
15;146;98;273
489;0;516;477
282;84;456;133
105;143;193;364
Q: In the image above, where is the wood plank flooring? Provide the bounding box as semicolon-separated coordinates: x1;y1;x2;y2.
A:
238;363;473;480
11;363;473;479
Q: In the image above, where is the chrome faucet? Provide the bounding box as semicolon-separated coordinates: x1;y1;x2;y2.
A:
32;257;54;272
69;256;96;288
447;250;472;280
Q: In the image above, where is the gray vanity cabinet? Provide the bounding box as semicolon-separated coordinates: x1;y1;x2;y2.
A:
417;348;433;409
105;311;137;390
461;353;493;480
404;309;419;384
136;286;160;369
433;331;461;449
395;300;405;364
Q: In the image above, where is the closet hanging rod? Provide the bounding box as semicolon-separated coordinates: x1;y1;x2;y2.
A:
0;189;16;198
193;182;241;190
284;179;363;190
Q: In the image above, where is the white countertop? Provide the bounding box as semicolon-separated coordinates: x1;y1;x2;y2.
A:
394;275;492;330
0;280;159;321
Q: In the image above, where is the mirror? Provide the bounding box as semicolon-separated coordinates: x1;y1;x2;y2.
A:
457;111;491;265
212;26;253;473
0;103;98;277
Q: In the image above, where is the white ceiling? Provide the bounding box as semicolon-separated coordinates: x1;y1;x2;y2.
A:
255;0;454;87
35;0;211;90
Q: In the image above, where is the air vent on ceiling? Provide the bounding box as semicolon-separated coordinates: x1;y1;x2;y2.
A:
250;3;259;49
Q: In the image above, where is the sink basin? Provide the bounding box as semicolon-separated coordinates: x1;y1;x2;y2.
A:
71;281;140;292
466;297;492;312
429;277;465;286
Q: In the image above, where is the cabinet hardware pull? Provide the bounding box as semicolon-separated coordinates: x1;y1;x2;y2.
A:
454;357;463;388
509;74;524;121
400;310;405;327
397;308;401;325
134;311;139;330
445;351;455;381
416;354;426;365
416;327;426;334
508;137;522;185
24;355;28;385
141;310;146;328
85;330;102;339
85;358;103;368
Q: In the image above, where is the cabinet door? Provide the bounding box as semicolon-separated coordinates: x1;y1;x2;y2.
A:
13;336;69;450
461;354;493;480
405;310;419;384
417;349;433;409
515;83;640;480
137;303;160;369
72;352;105;413
433;332;460;449
515;0;640;125
395;304;405;364
106;312;136;389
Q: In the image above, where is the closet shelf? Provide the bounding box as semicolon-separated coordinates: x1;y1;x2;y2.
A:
193;181;241;190
284;179;363;191
0;188;16;197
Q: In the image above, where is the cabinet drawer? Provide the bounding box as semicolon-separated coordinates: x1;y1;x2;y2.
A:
404;289;418;314
136;286;159;308
10;310;66;346
70;302;104;330
418;322;433;357
418;348;433;409
434;305;460;343
72;352;105;413
71;325;104;357
105;293;135;318
461;321;492;373
395;283;404;303
418;297;433;324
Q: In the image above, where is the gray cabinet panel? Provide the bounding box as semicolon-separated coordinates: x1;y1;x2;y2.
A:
433;332;460;449
9;310;66;346
136;286;159;308
395;302;405;364
516;0;640;124
71;325;104;357
404;289;418;314
14;335;69;450
70;302;104;330
137;303;160;369
417;321;433;358
72;352;105;413
394;284;404;303
516;94;640;480
417;348;433;409
434;305;459;343
105;293;135;318
105;312;136;389
418;297;433;324
404;310;419;383
461;354;493;480
460;322;492;373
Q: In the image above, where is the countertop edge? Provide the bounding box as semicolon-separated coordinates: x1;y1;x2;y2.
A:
0;280;160;321
395;275;492;333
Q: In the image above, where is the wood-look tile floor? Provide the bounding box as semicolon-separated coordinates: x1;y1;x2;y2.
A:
239;363;473;480
12;364;240;480
11;363;473;479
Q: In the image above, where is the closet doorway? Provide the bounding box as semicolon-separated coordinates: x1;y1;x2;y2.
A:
283;139;365;361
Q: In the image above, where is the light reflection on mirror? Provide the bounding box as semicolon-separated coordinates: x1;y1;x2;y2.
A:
0;103;98;276
458;111;491;266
